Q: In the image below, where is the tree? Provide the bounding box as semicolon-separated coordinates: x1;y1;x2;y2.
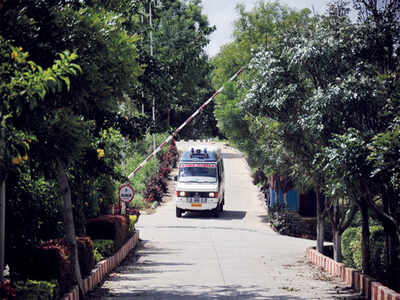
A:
121;0;216;138
0;0;145;290
0;37;80;281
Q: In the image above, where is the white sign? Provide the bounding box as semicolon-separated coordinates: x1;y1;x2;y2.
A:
118;184;134;203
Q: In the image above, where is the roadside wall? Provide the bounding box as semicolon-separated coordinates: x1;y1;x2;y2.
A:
306;247;400;300
61;231;140;300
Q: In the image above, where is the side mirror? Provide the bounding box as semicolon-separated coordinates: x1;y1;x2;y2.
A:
174;175;178;181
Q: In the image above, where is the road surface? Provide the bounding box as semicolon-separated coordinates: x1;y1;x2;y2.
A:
88;142;357;299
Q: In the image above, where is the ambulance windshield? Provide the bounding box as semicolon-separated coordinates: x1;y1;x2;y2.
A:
178;163;217;183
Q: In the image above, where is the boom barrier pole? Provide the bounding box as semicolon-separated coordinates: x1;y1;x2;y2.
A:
127;67;245;179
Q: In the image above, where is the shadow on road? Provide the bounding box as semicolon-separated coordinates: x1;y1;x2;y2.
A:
89;283;311;300
183;209;246;220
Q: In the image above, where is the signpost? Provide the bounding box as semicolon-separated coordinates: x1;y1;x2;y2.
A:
118;184;134;215
119;184;135;203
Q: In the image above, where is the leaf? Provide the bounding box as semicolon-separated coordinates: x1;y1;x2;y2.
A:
61;76;71;91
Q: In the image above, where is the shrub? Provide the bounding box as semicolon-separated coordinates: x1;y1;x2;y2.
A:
76;237;95;278
143;177;164;202
0;280;16;299
14;279;59;300
342;225;386;279
93;240;115;258
14;239;74;295
93;248;104;264
86;215;129;250
342;227;359;268
128;215;138;236
252;168;266;186
168;139;179;167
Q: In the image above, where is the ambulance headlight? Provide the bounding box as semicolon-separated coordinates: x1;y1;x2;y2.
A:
208;192;218;198
177;191;186;197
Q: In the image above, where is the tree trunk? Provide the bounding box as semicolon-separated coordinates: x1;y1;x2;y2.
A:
333;229;343;262
389;234;400;292
56;159;83;292
316;187;325;253
283;192;287;207
359;200;371;275
0;176;6;282
328;199;358;263
382;216;400;291
330;200;342;262
386;193;400;291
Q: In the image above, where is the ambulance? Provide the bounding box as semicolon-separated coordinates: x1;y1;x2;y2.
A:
175;145;225;218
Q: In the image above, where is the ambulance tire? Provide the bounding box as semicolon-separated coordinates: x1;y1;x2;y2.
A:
212;205;220;218
176;207;182;218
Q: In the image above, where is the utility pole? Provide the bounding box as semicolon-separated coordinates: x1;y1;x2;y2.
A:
150;0;156;152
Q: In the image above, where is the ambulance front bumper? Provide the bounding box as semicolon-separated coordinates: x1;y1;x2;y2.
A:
176;197;219;210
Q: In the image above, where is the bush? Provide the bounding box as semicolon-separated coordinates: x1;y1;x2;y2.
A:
143;176;164;202
14;279;59;300
252;168;266;186
76;237;95;278
93;240;115;258
13;239;74;295
86;215;129;250
128;215;138;236
342;225;386;279
168;139;179;168
342;227;359;268
93;248;104;264
0;280;16;299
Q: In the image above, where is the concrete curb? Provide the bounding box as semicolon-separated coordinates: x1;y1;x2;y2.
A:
306;247;400;300
61;230;140;300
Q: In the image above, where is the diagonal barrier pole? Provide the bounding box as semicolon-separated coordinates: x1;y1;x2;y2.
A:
127;67;245;179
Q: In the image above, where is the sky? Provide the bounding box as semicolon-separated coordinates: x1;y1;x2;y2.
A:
201;0;333;57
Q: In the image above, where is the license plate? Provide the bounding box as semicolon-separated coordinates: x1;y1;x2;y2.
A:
191;203;202;207
188;197;206;203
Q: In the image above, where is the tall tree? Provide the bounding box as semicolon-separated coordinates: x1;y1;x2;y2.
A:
0;0;145;290
0;37;80;282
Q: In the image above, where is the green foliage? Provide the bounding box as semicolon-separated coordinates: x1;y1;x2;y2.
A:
212;1;314;176
213;0;400;285
93;240;115;259
14;279;59;300
126;0;216;139
342;227;359;268
6;168;64;259
128;215;138;236
342;225;386;278
93;248;104;264
0;0;217;290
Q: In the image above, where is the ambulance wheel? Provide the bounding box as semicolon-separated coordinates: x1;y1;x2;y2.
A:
212;206;220;218
176;207;182;218
219;202;224;213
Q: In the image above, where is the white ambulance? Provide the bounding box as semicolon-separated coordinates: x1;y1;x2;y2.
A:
175;145;225;218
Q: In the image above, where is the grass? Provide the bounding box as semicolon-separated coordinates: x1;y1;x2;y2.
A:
118;133;170;209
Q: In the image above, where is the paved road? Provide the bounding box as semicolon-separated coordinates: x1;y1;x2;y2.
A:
88;143;356;299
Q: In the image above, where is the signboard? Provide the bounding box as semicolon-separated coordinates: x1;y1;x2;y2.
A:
118;184;135;203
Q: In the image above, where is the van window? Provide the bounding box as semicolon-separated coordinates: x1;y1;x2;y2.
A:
179;163;217;183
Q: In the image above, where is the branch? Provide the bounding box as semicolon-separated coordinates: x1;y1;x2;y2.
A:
366;196;399;232
339;204;358;234
327;201;338;231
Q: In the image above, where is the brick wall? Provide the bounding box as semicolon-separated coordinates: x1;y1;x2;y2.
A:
61;230;140;300
306;247;400;300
